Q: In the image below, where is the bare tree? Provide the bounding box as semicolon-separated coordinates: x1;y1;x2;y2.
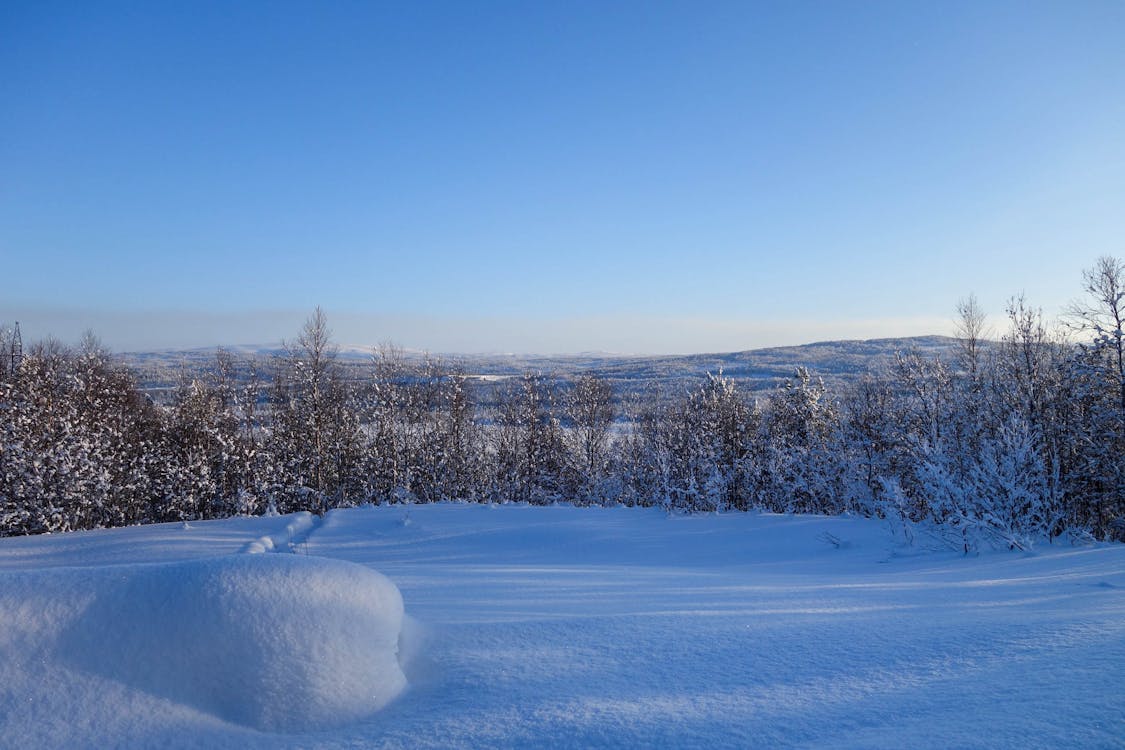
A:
1068;256;1125;416
1065;256;1125;536
1002;294;1056;431
955;293;988;380
270;308;362;513
565;373;615;502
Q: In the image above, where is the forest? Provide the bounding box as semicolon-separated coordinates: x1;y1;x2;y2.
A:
2;256;1123;549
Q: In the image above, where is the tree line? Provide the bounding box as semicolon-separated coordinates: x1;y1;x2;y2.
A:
2;257;1123;549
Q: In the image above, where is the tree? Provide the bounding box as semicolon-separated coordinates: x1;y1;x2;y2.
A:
431;364;483;502
955;293;989;381
614;387;673;509
1065;256;1125;537
564;373;616;504
0;338;79;534
366;344;409;502
268;308;363;513
841;373;898;515
162;349;261;521
690;371;755;512
1069;256;1125;416
0;334;162;534
758;367;843;514
490;373;566;504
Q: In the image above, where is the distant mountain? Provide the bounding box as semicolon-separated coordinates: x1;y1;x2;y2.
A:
123;342;377;361
465;335;966;394
124;335;969;397
608;335;963;391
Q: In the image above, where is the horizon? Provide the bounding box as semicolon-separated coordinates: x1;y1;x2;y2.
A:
1;306;962;357
5;309;976;360
4;2;1123;352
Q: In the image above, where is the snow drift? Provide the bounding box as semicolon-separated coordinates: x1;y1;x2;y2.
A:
3;553;406;732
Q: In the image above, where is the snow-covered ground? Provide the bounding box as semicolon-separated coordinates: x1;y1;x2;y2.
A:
0;504;1122;749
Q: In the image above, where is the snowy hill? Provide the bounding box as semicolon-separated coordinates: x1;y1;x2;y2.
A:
124;334;968;397
1;504;1122;749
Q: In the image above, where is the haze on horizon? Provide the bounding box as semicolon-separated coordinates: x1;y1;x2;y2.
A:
1;306;960;356
3;2;1123;354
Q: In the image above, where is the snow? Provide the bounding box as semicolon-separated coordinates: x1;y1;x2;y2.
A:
1;504;1123;748
0;551;405;743
241;510;319;554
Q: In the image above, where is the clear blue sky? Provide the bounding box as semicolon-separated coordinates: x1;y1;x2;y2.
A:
2;1;1123;353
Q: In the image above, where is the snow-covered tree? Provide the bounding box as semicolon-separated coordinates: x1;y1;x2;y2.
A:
563;373;616;504
757;367;844;514
0;335;162;534
489;373;566;504
840;373;900;515
268;309;364;513
1065;256;1125;537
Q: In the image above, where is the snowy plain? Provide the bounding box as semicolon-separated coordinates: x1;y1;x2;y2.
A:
0;503;1122;749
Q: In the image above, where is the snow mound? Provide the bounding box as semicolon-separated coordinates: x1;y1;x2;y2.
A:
57;553;406;731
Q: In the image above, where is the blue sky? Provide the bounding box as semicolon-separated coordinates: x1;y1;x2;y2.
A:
2;1;1123;353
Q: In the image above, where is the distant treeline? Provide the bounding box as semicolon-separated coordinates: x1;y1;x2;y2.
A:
2;257;1124;549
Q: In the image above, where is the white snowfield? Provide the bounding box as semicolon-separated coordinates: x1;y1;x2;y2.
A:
0;504;1123;749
